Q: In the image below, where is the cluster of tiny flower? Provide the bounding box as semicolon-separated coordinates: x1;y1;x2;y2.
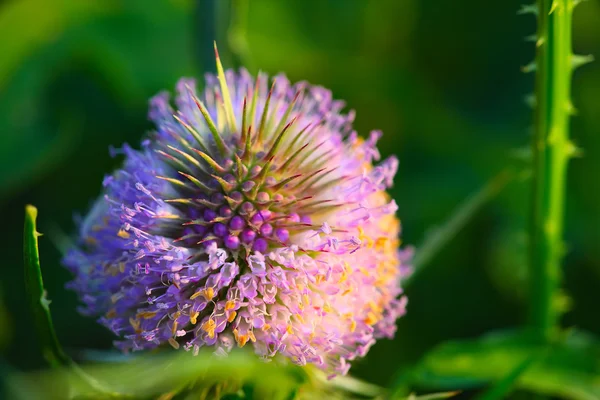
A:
64;49;411;376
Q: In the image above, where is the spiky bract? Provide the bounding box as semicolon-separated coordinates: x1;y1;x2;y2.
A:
64;51;411;376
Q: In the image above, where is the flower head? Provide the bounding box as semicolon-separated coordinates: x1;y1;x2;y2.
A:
64;49;411;376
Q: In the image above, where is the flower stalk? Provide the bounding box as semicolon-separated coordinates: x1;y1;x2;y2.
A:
529;0;581;343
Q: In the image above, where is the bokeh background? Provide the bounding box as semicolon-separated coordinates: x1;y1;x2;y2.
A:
1;0;600;397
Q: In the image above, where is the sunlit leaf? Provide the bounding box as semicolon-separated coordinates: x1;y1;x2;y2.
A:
309;368;383;398
405;391;461;400
10;351;307;400
7;345;396;400
474;352;540;400
392;330;600;400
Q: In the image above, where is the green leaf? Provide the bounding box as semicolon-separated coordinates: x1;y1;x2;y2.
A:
9;350;308;400
393;330;600;400
474;352;540;400
307;367;384;399
23;205;69;367
405;391;461;400
477;356;537;400
7;348;391;400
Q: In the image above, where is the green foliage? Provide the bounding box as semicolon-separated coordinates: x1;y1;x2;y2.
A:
474;352;538;400
9;351;309;400
0;0;196;202
3;0;600;399
404;392;461;400
393;330;600;400
0;0;113;199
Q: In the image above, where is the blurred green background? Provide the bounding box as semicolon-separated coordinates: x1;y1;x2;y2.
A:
2;0;600;397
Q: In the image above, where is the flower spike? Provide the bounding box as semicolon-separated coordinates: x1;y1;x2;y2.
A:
63;52;412;377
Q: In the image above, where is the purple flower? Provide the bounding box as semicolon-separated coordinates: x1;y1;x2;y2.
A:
248;253;267;277
63;49;411;376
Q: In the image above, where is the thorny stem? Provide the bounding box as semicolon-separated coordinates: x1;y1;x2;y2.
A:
529;0;582;343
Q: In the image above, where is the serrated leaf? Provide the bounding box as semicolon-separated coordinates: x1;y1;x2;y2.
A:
393;330;600;400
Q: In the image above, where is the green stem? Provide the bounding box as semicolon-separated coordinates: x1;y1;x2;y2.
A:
228;0;252;70
195;0;251;72
529;0;576;343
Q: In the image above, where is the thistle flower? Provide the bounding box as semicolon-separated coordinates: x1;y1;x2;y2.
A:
64;48;411;376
